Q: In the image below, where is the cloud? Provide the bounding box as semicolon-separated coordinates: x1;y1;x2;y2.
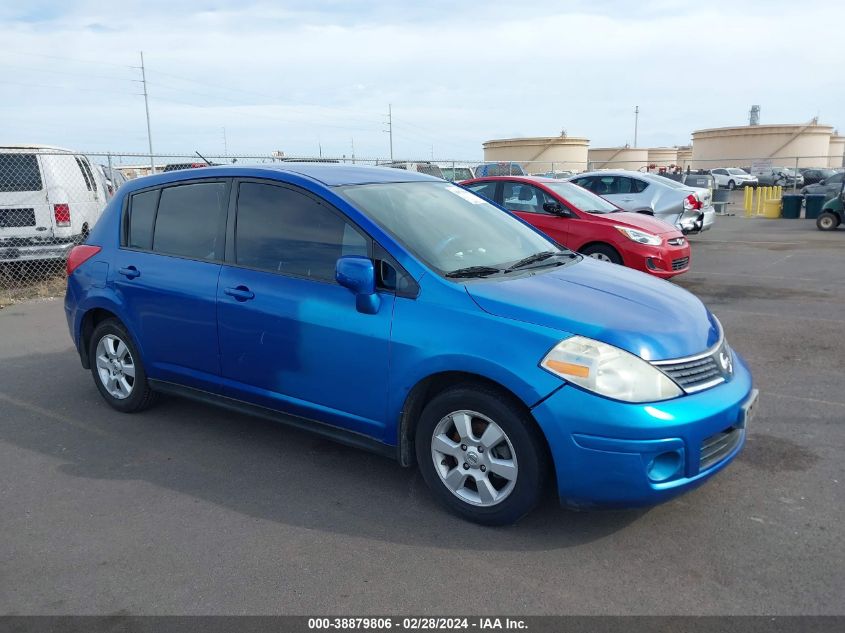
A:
1;0;843;159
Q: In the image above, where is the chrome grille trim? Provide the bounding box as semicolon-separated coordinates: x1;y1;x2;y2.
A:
651;319;729;393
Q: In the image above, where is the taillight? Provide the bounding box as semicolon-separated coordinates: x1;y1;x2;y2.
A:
683;194;702;211
54;203;71;227
66;245;101;276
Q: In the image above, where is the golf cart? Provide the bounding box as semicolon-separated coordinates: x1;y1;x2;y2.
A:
816;176;845;231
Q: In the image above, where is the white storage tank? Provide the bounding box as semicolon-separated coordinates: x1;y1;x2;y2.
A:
691;123;834;169
828;135;845;168
587;147;649;171
482;135;589;174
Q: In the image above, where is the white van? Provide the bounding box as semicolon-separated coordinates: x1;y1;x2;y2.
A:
0;145;107;263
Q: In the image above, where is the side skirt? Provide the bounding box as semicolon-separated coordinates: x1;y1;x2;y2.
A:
148;379;399;461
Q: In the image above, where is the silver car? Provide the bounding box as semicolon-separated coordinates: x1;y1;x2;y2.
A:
569;170;715;233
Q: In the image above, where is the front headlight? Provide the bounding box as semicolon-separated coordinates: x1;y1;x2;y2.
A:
614;226;662;246
540;336;682;403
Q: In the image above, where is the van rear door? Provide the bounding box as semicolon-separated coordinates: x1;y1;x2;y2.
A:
0;152;52;245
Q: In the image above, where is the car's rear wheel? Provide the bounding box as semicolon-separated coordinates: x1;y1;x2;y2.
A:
816;212;840;231
415;384;548;526
89;319;156;413
581;243;623;264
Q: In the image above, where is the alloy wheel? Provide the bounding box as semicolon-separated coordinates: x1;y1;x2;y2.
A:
589;252;612;262
95;334;136;400
430;409;518;507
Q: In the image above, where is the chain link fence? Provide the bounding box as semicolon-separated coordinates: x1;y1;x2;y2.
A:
1;148;843;306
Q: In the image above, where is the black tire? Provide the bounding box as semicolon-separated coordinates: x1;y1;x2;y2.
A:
816;212;840;231
415;383;549;526
89;319;157;413
580;243;623;264
727;180;736;190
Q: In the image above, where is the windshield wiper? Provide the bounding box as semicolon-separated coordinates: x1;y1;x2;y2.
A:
505;251;572;272
445;265;503;278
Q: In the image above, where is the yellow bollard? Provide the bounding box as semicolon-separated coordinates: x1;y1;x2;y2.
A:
756;187;762;215
744;187;752;215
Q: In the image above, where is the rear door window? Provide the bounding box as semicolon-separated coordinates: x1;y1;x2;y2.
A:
0;153;43;192
152;182;228;260
234;182;368;281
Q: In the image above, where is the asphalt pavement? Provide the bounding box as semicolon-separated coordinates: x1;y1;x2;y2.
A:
1;216;843;615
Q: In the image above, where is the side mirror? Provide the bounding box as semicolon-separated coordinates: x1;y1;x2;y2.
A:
336;256;381;315
543;201;566;215
819;179;826;185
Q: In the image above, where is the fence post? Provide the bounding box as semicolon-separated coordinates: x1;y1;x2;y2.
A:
107;153;114;196
794;156;799;193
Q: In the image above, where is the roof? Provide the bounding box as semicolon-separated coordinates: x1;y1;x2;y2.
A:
466;175;559;183
0;144;75;152
190;163;439;186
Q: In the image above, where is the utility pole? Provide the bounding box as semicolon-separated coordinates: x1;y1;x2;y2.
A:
384;104;394;162
351;137;356;164
222;127;228;156
633;105;639;148
139;52;154;172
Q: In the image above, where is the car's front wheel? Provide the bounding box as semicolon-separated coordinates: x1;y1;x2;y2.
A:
415;384;548;525
581;243;623;264
89;319;157;413
728;180;736;190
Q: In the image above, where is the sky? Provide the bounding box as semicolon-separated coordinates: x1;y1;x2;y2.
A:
2;0;844;161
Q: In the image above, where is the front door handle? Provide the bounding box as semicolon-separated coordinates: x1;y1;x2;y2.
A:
118;266;140;279
224;285;255;301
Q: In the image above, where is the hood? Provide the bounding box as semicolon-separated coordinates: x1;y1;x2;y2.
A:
589;211;681;235
466;258;719;361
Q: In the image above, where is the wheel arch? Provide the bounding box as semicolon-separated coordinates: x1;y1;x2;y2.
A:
78;306;129;369
396;371;553;470
578;241;624;264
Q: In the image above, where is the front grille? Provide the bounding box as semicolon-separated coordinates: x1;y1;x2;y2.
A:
0;208;36;228
656;354;724;392
700;427;742;471
672;256;690;270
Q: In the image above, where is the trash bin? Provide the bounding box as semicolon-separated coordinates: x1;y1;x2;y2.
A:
805;194;827;220
781;194;802;219
762;199;781;218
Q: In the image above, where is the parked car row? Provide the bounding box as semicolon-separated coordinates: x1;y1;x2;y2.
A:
64;162;756;525
462;176;691;278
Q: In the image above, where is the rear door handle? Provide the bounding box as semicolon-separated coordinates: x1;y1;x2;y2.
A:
118;266;140;279
224;285;255;301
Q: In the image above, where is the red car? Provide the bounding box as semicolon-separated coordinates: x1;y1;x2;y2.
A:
461;176;691;278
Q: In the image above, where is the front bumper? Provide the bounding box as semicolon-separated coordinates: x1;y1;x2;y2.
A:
625;241;691;278
531;351;754;508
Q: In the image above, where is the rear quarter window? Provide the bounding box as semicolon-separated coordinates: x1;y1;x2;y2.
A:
127;189;160;250
0;153;43;192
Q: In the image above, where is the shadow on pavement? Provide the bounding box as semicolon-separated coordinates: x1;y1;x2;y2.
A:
0;350;646;551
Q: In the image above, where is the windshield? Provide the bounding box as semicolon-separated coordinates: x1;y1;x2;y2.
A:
339;181;569;275
727;168;748;175
645;173;690;189
546;181;618;214
442;167;473;181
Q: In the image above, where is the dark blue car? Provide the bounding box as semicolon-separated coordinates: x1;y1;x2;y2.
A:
64;164;757;525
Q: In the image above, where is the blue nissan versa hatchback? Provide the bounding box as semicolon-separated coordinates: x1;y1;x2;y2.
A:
65;164;757;525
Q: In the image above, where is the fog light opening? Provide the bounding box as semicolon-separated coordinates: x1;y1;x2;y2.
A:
646;257;657;270
647;450;683;482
